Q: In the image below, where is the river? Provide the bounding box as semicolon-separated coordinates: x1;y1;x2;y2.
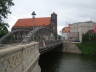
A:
39;52;96;72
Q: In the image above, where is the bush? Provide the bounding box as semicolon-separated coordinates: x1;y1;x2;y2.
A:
77;41;96;55
82;30;96;42
77;30;96;55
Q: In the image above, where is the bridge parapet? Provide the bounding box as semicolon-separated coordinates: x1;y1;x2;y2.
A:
0;42;41;72
39;40;63;54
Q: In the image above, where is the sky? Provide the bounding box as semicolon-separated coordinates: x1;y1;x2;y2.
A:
7;0;96;33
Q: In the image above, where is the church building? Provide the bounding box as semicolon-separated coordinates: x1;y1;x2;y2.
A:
12;12;57;41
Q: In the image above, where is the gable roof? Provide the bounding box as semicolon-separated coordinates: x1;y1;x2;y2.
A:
13;17;51;27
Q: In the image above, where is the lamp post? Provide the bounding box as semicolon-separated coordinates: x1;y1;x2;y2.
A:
31;11;36;30
31;11;36;29
31;11;36;41
31;11;36;19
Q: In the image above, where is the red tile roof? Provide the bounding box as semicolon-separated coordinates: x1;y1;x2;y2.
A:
62;27;70;33
13;17;51;27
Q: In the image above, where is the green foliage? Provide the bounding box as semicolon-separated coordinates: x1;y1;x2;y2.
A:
0;0;14;21
0;0;14;38
77;41;96;55
0;22;9;38
77;30;96;55
82;30;96;42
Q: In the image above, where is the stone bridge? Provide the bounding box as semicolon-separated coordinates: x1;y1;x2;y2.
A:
0;27;63;72
0;42;41;72
0;40;62;72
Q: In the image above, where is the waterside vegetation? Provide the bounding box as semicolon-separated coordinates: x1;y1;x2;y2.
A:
77;30;96;55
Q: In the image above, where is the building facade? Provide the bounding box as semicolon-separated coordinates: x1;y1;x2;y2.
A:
62;21;96;42
12;12;57;42
62;27;70;40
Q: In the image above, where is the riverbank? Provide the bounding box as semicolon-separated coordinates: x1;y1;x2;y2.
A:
63;40;81;54
77;41;96;55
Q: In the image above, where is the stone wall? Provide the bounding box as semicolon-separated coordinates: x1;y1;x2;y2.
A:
0;42;41;72
62;40;81;54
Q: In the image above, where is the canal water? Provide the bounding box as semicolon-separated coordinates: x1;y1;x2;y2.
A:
39;52;96;72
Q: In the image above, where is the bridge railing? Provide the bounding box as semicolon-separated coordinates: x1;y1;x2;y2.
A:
39;40;63;54
39;40;62;49
0;42;41;72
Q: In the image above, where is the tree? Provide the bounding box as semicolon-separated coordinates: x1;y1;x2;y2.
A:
82;30;96;42
0;22;9;37
0;0;14;22
0;0;14;37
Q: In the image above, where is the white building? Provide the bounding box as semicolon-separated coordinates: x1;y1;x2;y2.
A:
69;21;96;42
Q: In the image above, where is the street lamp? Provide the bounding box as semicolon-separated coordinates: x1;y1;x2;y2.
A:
31;11;36;19
31;11;37;41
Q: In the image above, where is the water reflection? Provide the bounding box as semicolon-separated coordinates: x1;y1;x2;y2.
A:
39;52;96;72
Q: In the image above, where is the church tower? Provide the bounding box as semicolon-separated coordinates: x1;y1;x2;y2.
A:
51;12;57;39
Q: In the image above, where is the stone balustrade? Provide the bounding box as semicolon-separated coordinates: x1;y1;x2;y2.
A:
0;42;41;72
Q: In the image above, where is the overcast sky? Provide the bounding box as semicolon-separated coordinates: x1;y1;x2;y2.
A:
7;0;96;33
